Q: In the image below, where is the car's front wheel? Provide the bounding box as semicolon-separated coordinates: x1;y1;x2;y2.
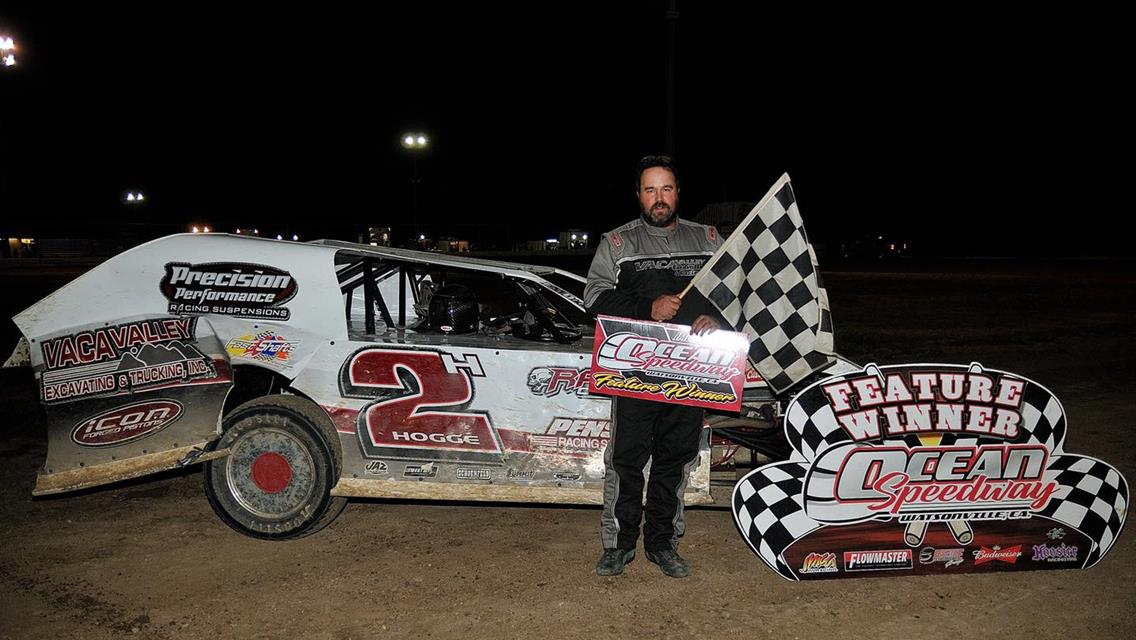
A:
204;394;347;540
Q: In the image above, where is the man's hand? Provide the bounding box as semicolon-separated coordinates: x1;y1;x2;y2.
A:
691;314;720;335
651;294;682;322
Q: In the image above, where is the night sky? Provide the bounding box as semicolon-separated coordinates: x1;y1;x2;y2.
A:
1;5;1129;256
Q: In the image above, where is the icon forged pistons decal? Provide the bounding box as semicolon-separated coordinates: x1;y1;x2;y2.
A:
38;318;220;404
226;331;298;365
162;262;297;320
71;399;184;447
339;348;503;464
527;367;592;397
732;362;1129;581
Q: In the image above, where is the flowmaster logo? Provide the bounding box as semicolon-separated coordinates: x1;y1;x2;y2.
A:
843;549;913;572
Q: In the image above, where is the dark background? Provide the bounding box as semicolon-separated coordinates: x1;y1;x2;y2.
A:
1;4;1129;256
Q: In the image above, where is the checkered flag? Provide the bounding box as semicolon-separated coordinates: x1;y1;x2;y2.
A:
732;462;823;580
1038;455;1129;567
686;174;834;393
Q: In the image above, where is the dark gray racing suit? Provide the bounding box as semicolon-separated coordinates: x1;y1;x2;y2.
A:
584;216;724;552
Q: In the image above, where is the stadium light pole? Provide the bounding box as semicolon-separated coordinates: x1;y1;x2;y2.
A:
401;132;429;230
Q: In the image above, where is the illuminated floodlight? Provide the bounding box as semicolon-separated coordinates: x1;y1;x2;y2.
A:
292;234;299;241
401;132;429;149
2;54;14;67
192;226;200;233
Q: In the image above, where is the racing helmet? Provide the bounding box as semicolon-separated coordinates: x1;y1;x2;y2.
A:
428;284;480;334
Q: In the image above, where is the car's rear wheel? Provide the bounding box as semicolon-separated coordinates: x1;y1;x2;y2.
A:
204;394;347;540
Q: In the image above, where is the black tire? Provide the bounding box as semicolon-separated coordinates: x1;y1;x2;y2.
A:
204;394;347;540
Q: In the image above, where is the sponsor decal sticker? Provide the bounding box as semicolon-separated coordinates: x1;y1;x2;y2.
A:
403;463;438;479
918;547;965;568
973;545;1023;565
844;549;913;572
226;331;298;364
506;469;536;481
71;399;183;447
799;552;839;574
161;262;297;320
732;362;1129;581
456;468;492;481
39;318;218;404
364;460;388;475
529;418;611;454
553;472;583;481
527;367;592;398
1031;543;1078;563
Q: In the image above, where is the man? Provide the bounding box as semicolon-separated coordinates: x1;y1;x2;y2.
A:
584;155;725;578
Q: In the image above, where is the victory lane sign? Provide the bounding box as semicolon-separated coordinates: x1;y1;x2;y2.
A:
588;315;749;412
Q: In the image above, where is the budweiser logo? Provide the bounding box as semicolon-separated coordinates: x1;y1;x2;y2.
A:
973;545;1022;565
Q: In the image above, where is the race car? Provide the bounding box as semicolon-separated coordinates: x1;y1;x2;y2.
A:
9;233;857;539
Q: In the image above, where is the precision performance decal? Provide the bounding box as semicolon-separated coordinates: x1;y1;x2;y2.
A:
162;262;297;320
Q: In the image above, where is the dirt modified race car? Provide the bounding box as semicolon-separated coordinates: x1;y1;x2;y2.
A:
9;233;857;539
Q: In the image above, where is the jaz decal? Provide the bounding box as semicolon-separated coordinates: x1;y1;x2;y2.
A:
161;262;297;320
71;399;183;447
588;315;748;411
339;347;504;463
226;331;298;365
527;367;592;398
732;363;1129;580
39;318;218;404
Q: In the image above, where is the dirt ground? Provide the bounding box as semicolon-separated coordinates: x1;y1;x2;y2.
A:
1;263;1133;640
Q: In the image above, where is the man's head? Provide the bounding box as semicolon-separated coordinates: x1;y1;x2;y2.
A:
636;155;679;228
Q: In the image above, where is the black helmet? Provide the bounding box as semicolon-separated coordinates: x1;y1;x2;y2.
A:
429;284;479;334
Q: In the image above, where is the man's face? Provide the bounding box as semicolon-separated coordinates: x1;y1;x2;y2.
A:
638;166;679;228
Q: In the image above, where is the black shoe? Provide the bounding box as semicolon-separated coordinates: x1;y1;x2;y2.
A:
645;548;689;578
596;548;635;576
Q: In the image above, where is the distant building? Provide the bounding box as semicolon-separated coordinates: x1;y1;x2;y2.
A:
557;229;590;249
435;237;471;253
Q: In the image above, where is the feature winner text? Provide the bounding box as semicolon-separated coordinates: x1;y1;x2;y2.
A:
822;370;1026;440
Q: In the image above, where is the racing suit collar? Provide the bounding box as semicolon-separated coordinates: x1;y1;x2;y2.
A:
640;216;681;237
